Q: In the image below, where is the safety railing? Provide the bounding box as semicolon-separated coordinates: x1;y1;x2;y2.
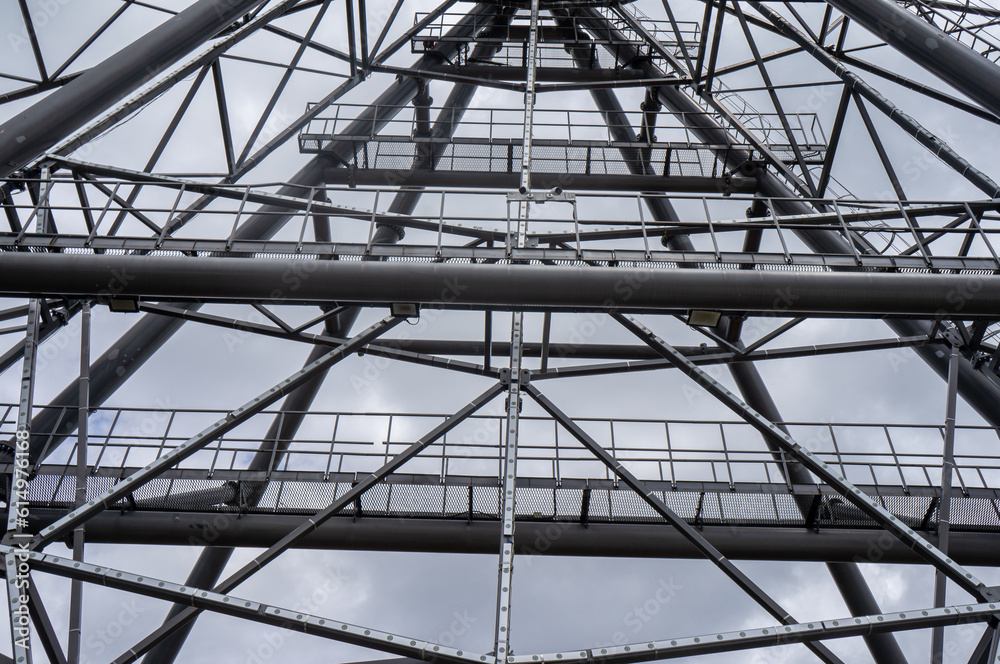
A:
4;403;999;491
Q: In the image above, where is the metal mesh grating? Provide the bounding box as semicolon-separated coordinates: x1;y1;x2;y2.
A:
298;137;822;176
17;474;1000;532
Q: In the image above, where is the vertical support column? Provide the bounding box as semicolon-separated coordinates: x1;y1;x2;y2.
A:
497;9;538;649
931;341;961;663
494;315;523;663
4;298;38;664
3;167;50;664
518;0;541;195
67;303;90;664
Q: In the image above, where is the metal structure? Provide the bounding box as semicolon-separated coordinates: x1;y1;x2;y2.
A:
2;0;1000;662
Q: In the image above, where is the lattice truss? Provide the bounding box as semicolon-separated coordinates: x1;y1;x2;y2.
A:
3;0;1000;662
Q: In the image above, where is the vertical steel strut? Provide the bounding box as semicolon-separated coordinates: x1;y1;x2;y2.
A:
496;3;540;657
67;303;90;664
143;9;512;662
931;341;962;662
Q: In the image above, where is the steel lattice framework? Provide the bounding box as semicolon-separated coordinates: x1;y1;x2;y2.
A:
2;0;1000;662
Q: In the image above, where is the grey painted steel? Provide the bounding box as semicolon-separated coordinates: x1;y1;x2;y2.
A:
320;169;758;193
23;511;1000;564
719;320;906;664
109;383;505;664
824;0;1000;121
6;252;1000;316
144;25;510;660
4;3;500;468
0;0;268;178
748;1;1000;199
613;312;994;601
572;5;1000;427
525;383;847;664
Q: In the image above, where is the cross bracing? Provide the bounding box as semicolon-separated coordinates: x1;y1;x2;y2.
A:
2;0;1000;662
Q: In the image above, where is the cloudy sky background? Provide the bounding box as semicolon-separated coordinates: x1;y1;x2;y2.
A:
2;0;1000;662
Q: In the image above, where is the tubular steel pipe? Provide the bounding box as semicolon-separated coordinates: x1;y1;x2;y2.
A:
748;0;1000;199
823;0;1000;121
319;169;757;193
0;0;268;178
3;252;1000;316
143;20;510;663
3;3;500;467
23;511;1000;565
569;4;1000;428
578;53;901;656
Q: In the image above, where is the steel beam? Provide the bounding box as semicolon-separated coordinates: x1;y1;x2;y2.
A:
524;383;847;664
6;253;1000;316
612;313;995;601
824;0;1000;119
10;547;1000;662
319;169;757;193
30;316;404;549
0;0;268;178
21;510;1000;564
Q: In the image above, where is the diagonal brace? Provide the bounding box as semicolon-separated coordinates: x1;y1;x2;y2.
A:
31;315;406;549
4;545;483;664
612;312;997;602
522;383;847;664
108;381;505;664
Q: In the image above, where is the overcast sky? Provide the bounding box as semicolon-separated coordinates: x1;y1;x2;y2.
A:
3;0;1000;663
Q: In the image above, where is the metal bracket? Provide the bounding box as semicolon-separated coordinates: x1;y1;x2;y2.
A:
506;189;575;203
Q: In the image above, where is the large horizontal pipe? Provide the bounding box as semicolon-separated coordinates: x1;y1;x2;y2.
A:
2;252;1000;316
26;510;1000;565
423;65;651;81
321;169;757;193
